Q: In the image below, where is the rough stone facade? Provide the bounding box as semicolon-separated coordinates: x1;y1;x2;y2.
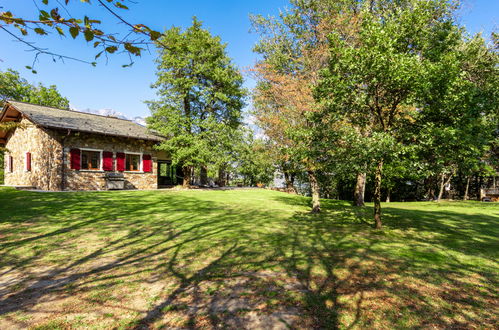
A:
63;132;164;191
3;118;167;191
4;118;62;191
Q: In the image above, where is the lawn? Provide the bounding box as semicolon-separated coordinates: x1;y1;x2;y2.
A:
0;187;497;329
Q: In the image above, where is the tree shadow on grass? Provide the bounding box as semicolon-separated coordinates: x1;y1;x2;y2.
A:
0;189;497;328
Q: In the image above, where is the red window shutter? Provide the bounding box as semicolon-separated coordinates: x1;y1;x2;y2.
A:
143;154;152;173
70;148;81;170
116;152;125;172
103;151;114;171
26;152;31;171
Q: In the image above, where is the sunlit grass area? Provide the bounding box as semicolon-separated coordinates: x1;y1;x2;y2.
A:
0;187;497;329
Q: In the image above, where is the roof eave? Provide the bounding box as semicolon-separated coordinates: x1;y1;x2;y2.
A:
45;125;165;142
4;101;166;143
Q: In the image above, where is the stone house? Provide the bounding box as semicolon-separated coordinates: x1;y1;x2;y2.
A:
0;100;179;191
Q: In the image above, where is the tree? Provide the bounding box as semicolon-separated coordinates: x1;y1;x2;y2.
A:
0;69;70;108
252;0;381;212
251;0;342;213
413;33;498;202
316;0;462;228
0;69;70;182
234;129;275;186
147;18;246;187
0;0;165;70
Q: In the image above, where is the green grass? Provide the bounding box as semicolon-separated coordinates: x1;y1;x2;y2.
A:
0;187;497;329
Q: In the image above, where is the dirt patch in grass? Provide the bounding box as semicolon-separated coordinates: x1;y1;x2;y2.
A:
0;269;307;329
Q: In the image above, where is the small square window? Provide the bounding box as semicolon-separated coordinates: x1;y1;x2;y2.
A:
81;150;101;170
126;154;141;171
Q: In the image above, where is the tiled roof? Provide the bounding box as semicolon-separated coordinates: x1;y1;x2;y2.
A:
5;101;164;142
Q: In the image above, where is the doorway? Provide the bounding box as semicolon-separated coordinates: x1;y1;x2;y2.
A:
157;160;175;187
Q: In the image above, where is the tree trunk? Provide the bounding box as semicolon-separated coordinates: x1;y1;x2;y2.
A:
477;176;483;201
437;173;453;202
425;176;435;201
218;167;226;187
463;176;470;201
437;173;445;202
373;160;383;229
200;165;208;186
308;170;321;213
354;172;366;206
386;189;391;203
182;166;192;188
284;171;297;193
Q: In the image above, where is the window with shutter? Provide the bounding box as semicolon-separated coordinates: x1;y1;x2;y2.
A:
9;155;13;173
143;154;152;173
116;152;126;172
70;148;81;170
125;154;141;171
102;151;114;171
26;152;31;172
81;150;101;170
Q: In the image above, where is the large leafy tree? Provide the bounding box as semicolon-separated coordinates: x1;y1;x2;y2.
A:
0;69;70;109
251;0;352;213
147;18;246;187
252;0;385;212
316;0;463;228
413;33;498;201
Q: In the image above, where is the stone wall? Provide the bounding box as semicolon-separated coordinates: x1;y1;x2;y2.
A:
62;132;165;191
4;118;63;191
3;118;167;191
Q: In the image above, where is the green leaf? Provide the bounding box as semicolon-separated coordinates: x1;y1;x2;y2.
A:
39;10;50;21
95;51;103;59
114;2;129;10
56;26;65;36
50;8;60;20
105;46;118;54
93;41;101;48
84;29;94;41
34;28;47;35
69;26;79;39
124;43;141;56
42;0;49;4
150;30;161;41
17;27;28;36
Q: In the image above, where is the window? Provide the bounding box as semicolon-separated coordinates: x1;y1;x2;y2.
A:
25;152;31;172
81;150;101;170
8;155;13;173
126;154;141;171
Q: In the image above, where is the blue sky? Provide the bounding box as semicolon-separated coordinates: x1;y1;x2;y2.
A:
0;0;497;119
